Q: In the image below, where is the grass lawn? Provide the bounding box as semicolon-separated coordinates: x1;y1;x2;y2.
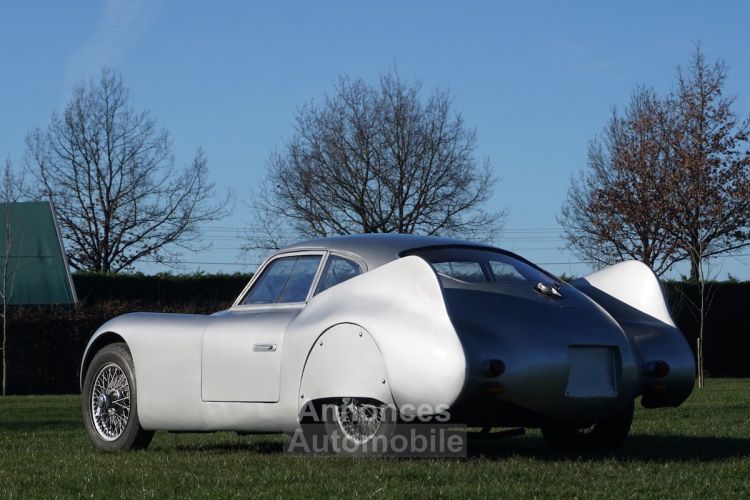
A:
1;379;749;498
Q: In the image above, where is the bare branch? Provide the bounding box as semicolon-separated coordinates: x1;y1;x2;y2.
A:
23;68;229;273
245;71;506;251
559;87;683;276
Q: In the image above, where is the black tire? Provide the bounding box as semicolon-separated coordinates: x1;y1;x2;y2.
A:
82;343;154;451
541;401;634;452
318;398;396;455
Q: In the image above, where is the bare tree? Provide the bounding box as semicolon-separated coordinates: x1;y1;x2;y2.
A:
247;72;505;252
25;68;227;273
664;47;750;281
0;158;23;396
559;87;682;276
561;48;750;387
664;49;750;386
561;48;750;280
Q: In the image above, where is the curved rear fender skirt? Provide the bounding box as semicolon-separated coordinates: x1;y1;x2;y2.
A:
299;324;394;409
81;312;210;430
572;261;695;406
572;261;675;327
287;256;466;419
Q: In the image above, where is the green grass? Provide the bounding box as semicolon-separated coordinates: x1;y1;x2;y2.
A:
1;380;749;498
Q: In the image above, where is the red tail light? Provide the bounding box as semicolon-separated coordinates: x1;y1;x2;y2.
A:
645;360;670;378
654;361;670;377
482;359;506;378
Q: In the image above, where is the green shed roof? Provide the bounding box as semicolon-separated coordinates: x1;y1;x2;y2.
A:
0;201;77;305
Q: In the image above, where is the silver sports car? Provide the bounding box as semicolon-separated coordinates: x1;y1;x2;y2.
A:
80;234;695;452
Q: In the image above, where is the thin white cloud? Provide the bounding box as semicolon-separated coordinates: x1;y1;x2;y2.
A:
65;0;159;86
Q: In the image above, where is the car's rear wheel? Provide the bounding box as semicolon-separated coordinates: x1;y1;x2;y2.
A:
82;343;154;451
541;401;634;451
322;398;395;455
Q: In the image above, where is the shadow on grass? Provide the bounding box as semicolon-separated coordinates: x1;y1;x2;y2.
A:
0;418;81;432
172;433;750;461
174;439;283;455
3;416;747;462
469;434;750;462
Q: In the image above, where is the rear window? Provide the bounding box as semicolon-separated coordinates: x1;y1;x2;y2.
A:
403;247;556;284
432;261;485;283
314;255;363;295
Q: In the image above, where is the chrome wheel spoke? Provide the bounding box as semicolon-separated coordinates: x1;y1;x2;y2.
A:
334;398;384;444
90;362;131;441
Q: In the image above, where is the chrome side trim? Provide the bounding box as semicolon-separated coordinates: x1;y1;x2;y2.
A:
253;343;277;352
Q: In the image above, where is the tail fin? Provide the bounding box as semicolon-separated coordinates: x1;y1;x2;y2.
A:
571;261;674;327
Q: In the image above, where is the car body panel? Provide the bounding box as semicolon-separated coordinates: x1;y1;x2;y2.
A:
298;323;393;407
201;308;297;402
88;313;209;430
442;282;641;424
571;262;695;408
290;255;466;418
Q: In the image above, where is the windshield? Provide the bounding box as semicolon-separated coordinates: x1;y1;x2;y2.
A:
403;246;559;285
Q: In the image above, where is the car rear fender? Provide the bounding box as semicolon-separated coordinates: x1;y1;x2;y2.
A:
290;256;466;419
571;261;695;407
298;323;394;411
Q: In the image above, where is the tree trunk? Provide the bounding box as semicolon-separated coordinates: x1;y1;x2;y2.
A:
697;276;706;388
696;338;704;389
690;256;700;282
2;304;6;396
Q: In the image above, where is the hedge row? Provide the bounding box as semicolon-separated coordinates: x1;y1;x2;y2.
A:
4;301;221;395
5;273;253;394
2;278;749;394
663;282;750;377
73;272;252;306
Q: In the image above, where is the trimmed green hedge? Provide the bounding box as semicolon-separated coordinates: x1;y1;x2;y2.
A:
5;273;254;394
72;272;252;307
4;301;224;395
663;282;750;377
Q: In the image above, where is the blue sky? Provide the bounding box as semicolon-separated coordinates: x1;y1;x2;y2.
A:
1;1;749;278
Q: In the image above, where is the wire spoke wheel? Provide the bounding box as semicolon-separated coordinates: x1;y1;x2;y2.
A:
333;398;385;444
90;362;131;441
83;343;154;451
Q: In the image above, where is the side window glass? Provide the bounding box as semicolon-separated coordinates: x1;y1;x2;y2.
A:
315;256;363;295
243;255;322;305
489;260;526;282
278;255;322;302
432;261;487;283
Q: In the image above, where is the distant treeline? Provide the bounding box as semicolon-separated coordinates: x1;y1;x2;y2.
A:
2;275;749;394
